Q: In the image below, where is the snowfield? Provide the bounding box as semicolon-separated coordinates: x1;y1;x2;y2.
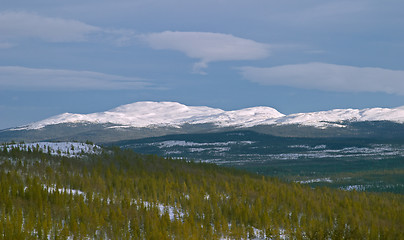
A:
12;101;404;130
1;142;102;157
149;140;255;148
296;178;333;184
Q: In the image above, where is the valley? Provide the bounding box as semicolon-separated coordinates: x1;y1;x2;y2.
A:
115;131;404;193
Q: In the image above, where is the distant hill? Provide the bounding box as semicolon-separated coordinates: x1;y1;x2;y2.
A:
1;101;404;143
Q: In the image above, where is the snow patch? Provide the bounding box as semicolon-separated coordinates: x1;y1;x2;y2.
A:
132;199;185;221
44;185;86;198
340;185;367;191
1;142;101;157
296;178;333;184
151;140;255;148
288;145;327;150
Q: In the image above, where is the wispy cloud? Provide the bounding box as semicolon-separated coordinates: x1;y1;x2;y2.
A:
0;66;151;90
140;31;270;74
239;63;404;95
0;42;15;49
0;11;100;42
0;11;135;45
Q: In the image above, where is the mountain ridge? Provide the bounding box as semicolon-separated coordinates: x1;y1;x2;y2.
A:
2;102;404;144
10;101;404;131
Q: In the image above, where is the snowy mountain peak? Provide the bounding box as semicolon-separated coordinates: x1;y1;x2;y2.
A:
108;101;225;120
11;102;404;130
393;105;404;110
14;101;226;130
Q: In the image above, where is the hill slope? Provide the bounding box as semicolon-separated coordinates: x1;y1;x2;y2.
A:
0;146;402;239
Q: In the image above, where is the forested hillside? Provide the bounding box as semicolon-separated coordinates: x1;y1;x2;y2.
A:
0;145;403;239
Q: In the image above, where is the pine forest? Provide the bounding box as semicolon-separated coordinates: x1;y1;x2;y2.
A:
0;145;403;239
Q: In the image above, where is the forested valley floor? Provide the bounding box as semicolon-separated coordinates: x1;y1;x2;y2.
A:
0;145;403;239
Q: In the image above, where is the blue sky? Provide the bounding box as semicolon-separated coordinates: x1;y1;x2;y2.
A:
1;0;404;129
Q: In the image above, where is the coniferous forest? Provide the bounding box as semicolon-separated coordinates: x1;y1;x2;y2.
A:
0;145;403;239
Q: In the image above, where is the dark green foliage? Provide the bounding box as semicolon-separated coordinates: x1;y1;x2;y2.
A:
0;147;403;239
117;130;404;193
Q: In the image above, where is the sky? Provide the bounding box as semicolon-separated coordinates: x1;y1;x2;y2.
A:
1;0;404;129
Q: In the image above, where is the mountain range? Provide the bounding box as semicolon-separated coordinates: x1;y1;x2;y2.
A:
1;101;404;143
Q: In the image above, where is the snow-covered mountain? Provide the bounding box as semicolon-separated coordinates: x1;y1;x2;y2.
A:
11;101;404;130
1;102;404;143
274;106;404;128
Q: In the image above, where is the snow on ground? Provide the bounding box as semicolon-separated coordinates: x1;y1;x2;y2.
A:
134;200;185;221
220;226;286;240
1;142;102;157
12;101;404;131
150;140;255;148
288;145;327;150
44;184;86;198
40;184;185;222
296;178;333;184
340;185;368;191
200;144;404;164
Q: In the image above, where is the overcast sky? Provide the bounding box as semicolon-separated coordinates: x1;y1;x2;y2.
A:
1;0;404;129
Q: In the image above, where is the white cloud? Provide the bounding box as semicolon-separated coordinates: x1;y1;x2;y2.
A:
239;62;404;95
0;66;150;90
140;31;270;74
0;11;135;45
0;11;101;42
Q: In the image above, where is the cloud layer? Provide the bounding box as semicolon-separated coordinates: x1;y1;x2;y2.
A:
0;66;149;90
140;31;270;74
0;11;101;42
0;11;135;45
239;63;404;95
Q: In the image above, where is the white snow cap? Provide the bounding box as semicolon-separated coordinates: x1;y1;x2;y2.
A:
13;102;404;130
